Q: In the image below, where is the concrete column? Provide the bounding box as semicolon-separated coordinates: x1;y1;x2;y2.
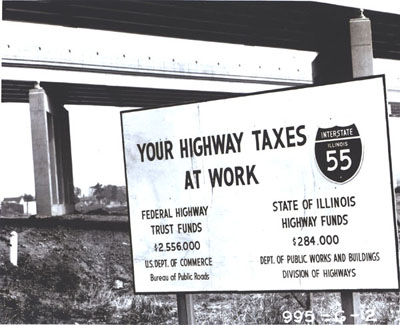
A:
56;108;75;207
29;85;53;216
350;12;373;78
29;84;75;216
313;10;373;83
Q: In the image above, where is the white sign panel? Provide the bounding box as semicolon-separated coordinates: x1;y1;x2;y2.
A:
121;76;399;293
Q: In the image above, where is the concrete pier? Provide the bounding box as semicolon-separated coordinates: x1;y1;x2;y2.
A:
350;13;374;78
29;84;74;216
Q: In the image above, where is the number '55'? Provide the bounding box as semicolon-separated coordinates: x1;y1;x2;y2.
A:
326;149;352;171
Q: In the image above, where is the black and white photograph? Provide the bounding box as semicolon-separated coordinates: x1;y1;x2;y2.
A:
1;1;400;324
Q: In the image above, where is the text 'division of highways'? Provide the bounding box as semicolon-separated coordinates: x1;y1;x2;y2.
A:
121;76;399;293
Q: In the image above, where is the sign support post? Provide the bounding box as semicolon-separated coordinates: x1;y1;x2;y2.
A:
341;292;361;324
177;293;195;325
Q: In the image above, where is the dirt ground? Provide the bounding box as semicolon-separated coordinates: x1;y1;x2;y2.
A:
0;215;179;324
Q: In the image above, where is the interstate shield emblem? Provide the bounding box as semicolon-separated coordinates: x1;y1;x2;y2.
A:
315;124;363;183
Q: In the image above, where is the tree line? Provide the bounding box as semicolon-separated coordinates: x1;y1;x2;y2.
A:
74;184;127;204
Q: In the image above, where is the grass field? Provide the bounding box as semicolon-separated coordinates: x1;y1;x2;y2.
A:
0;194;399;324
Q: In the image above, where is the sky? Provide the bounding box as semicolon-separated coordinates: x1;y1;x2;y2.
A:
0;103;127;199
66;105;127;195
0;104;35;199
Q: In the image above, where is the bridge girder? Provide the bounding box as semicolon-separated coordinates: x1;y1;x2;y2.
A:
2;21;314;106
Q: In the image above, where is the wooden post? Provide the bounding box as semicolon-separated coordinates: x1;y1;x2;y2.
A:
177;293;195;325
10;231;18;266
341;292;361;324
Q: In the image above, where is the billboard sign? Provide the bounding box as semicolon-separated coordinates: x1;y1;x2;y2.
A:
121;76;399;293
